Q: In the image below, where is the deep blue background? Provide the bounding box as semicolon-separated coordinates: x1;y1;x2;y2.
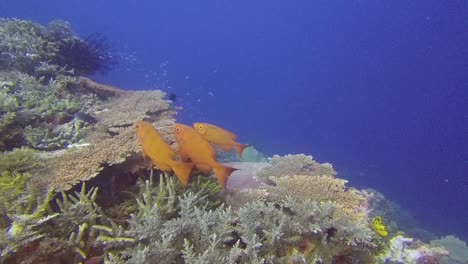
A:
1;0;467;240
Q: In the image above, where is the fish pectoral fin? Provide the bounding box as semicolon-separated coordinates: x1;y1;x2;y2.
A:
171;161;194;186
213;165;237;190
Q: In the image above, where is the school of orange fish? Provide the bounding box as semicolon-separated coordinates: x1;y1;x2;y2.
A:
135;121;248;189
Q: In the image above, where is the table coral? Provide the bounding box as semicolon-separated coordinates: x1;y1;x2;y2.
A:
256;154;336;181
43;90;176;191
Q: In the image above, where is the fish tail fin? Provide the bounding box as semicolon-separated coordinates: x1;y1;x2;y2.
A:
213;165;237;189
171;161;194;186
234;143;249;159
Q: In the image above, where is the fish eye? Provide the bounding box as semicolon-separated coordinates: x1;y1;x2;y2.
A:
198;124;204;129
175;127;180;133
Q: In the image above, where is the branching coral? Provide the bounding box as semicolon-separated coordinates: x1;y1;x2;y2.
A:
0;19;120;152
0;188;56;258
102;171;376;263
0;172;31;216
0;71;87;151
0;19;46;73
0;147;43;173
0;19;116;75
2;182;132;263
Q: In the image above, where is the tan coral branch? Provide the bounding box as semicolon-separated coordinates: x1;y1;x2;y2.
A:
78;76;128;97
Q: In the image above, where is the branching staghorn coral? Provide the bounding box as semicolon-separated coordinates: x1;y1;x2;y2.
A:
0;188;56;259
0;19;119;152
3;182;132;264
236;200;295;260
0;19;116;75
0;19;47;72
0;147;43;173
0;171;32;225
102;171;376;263
0;71;87;151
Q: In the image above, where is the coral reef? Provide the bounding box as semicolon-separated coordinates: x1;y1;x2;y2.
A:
1;18;464;264
225;154;372;234
0;19;116;75
103;173;376;263
431;235;468;264
377;235;448;264
0;147;43;173
0;19;119;152
0;71;85;151
256;154;336;181
44;89;176;191
263;175;366;216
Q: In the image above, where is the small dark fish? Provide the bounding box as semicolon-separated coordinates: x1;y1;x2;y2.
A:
167;93;177;102
75;112;97;124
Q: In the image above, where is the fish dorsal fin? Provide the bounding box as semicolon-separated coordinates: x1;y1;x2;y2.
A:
217;126;237;140
204;124;237;141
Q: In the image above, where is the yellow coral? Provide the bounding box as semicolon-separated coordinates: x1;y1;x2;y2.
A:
372;216;389;237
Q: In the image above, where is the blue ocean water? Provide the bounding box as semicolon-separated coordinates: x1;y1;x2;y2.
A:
1;0;467;241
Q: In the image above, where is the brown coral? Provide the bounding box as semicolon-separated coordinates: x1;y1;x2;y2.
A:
266;175;364;207
256;154;336;181
40;90;176;191
78;77;127;98
226;174;367;221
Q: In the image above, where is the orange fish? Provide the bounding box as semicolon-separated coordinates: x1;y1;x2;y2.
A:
135;121;194;186
174;123;237;189
193;122;248;158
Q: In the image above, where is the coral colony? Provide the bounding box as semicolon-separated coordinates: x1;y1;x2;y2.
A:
0;18;467;264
